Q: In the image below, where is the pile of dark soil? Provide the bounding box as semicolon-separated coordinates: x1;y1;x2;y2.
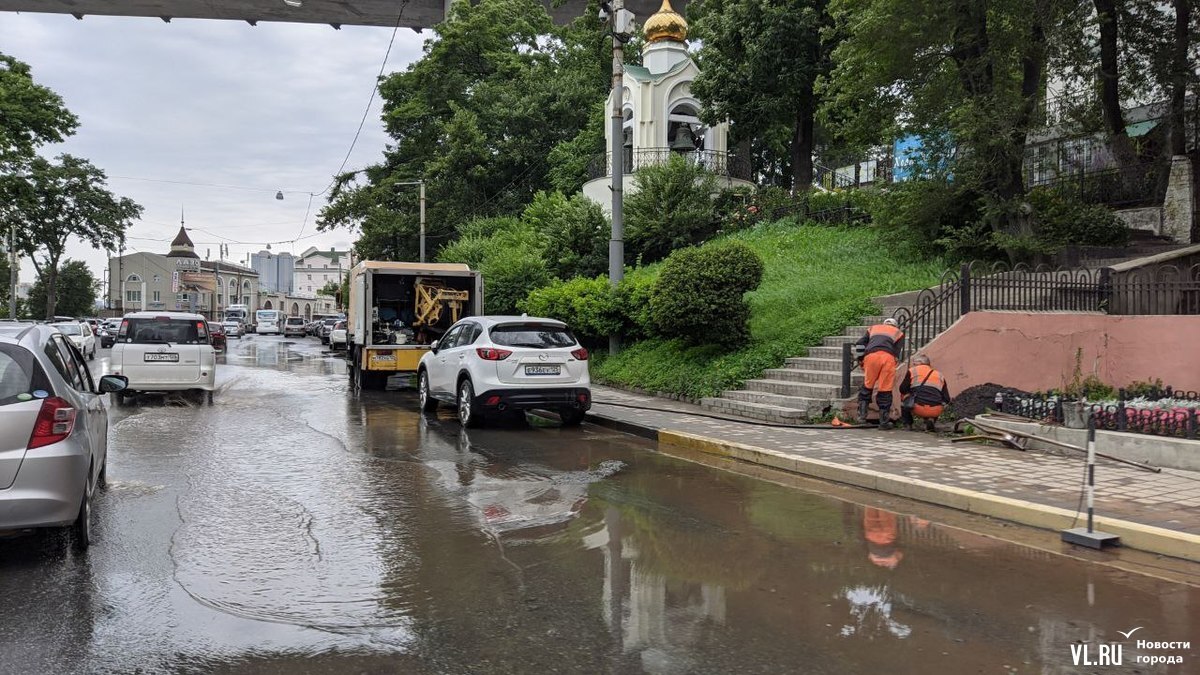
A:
949;383;1031;419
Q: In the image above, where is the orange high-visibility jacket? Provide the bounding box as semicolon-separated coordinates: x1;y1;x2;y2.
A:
900;364;952;405
857;323;904;359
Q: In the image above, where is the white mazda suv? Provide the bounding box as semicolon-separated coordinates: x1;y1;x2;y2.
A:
417;316;590;428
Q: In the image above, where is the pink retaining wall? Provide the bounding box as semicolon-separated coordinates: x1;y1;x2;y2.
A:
920;312;1200;393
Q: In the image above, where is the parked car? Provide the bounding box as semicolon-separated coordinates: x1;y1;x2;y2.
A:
318;317;340;344
50;321;96;361
417;316;590;428
0;322;128;549
221;320;244;338
329;320;348;351
97;319;119;349
110;312;217;404
283;316;307;338
207;321;227;352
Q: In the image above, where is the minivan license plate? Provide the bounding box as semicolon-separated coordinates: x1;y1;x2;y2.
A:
524;365;560;376
144;353;179;362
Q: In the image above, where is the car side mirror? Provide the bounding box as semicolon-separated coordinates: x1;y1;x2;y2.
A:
98;374;128;394
430;340;439;354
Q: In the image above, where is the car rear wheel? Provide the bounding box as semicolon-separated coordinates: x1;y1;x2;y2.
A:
418;371;439;412
560;408;586;427
457;379;483;428
72;473;93;551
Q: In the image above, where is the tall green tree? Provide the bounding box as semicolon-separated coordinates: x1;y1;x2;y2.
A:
0;53;78;165
691;0;835;192
319;0;611;261
27;259;95;318
0;155;142;319
822;0;1081;246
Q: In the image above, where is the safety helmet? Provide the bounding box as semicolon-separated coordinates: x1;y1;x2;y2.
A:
883;318;898;327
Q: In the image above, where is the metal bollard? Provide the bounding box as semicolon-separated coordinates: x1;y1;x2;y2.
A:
1061;415;1121;550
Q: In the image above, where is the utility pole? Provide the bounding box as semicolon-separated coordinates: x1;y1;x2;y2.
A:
8;225;16;320
394;180;427;263
605;0;633;355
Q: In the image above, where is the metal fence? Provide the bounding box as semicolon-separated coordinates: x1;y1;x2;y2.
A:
1007;389;1200;439
586;148;752;181
1031;161;1169;209
838;261;1200;397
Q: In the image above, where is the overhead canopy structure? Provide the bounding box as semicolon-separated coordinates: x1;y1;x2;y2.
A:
0;0;682;29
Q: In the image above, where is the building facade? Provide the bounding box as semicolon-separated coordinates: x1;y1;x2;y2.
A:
250;249;295;294
294;246;351;296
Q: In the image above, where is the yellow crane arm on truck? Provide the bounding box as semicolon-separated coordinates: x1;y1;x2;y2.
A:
413;279;469;330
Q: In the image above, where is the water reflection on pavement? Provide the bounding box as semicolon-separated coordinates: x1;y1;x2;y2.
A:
0;335;1193;674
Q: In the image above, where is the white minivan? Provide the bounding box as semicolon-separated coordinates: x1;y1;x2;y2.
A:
110;312;217;404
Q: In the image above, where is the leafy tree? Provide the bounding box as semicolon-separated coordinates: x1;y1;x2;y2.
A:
317;279;340;296
436;217;551;314
822;0;1081;250
522;191;609;279
0;155;142;319
27;259;96;318
0;53;78;165
319;0;611;261
0;251;10;311
691;0;835;192
625;155;719;263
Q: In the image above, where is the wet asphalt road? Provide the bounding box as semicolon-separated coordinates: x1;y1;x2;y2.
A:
0;335;1196;674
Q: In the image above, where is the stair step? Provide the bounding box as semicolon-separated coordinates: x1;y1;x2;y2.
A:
763;368;863;386
841;325;870;337
721;391;834;415
783;356;842;371
821;334;859;347
700;397;813;422
807;346;848;360
744;378;843;398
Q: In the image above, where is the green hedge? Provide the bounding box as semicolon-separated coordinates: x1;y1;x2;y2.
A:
650;241;764;347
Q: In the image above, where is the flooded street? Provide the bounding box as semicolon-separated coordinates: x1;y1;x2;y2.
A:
0;335;1195;674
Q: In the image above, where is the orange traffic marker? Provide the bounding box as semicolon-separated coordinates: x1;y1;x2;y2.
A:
831;416;849;427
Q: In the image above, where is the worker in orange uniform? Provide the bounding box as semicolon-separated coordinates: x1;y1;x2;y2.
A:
899;354;952;432
855;317;904;429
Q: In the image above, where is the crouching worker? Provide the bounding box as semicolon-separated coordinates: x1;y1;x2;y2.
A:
900;355;951;432
856;318;904;430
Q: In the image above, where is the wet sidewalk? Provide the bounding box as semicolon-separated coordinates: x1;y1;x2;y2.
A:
588;385;1200;561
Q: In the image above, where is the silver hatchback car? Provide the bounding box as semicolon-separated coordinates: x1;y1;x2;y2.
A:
0;323;127;549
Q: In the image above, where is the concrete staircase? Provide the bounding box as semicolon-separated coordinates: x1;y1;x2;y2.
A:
701;303;908;424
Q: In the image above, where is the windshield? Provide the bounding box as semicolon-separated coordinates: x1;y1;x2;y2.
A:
489;324;575;349
257;310;280;321
119;317;208;344
286;318;305;325
52;323;81;336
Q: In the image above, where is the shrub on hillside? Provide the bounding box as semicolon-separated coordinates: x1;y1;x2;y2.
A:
613;269;657;341
438;217;551;314
523;191;609;279
519;276;620;348
871;179;992;259
650;241;764;347
1028;187;1129;250
625;154;719;263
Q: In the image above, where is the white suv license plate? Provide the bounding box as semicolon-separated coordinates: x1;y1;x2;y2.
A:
524;365;560;376
144;353;179;362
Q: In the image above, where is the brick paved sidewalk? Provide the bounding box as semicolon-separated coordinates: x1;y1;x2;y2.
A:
589;385;1200;538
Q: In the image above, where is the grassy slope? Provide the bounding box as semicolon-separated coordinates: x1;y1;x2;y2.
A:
593;219;945;399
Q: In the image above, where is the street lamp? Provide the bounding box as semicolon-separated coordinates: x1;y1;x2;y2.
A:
393;180;427;263
602;1;636;355
7;225;16;320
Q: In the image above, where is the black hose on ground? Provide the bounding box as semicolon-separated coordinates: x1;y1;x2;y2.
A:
589;400;875;429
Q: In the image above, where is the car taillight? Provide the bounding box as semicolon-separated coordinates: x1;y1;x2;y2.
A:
571;347;589;361
27;397;77;449
476;347;512;361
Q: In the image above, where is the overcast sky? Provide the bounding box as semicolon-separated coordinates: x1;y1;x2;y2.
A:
1;11;426;284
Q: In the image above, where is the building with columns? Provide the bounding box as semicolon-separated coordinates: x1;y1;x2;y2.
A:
582;0;751;210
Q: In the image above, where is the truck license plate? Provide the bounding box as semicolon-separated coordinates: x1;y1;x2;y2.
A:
524;365;560;376
144;353;179;362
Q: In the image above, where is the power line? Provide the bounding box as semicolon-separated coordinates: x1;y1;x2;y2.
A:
316;0;411;199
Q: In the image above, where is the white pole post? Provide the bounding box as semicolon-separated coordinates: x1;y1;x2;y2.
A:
608;0;625;356
419;181;426;264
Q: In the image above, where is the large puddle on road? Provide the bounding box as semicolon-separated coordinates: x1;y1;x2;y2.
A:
2;336;1196;674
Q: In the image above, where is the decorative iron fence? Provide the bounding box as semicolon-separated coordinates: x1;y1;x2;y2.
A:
586;148;752;181
838;261;1200;397
1030;161;1169;209
1005;389;1200;439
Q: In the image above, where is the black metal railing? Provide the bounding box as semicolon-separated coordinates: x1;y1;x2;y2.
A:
1029;161;1169;209
586;148;753;181
838;261;1200;397
1007;388;1200;439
